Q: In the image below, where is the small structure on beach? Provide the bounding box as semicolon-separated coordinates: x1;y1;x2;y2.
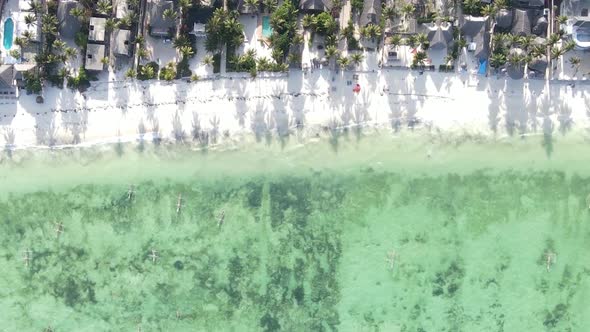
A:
0;65;17;98
462;16;490;62
511;9;533;36
112;29;132;56
360;0;382;27
115;0;131;19
299;0;332;13
89;17;107;42
427;22;453;50
85;44;106;71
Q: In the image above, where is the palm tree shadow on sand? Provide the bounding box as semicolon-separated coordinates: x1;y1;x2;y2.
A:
3;128;15;158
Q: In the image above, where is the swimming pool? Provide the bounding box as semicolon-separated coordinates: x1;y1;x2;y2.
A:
262;16;272;38
3;18;14;50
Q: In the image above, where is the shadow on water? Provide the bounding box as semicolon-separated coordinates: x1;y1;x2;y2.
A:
151;119;162;146
137;120;146;152
172;110;185;143
3;128;15;158
542;116;554;157
115;138;124;157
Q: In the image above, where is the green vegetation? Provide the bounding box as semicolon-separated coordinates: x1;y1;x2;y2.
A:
205;9;244;53
23;71;43;94
66;67;91;91
137;62;159;80
160;62;177;81
269;0;299;64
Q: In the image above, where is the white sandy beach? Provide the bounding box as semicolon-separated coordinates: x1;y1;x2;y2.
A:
0;69;589;149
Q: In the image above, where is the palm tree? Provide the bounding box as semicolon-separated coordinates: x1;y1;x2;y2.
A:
97;0;112;15
557;15;568;25
27;0;42;15
9;49;20;59
135;35;145;47
546;33;561;47
41;14;59;35
263;0;277;12
202;54;214;66
163;8;176;21
173;35;191;49
53;39;66;51
506;33;520;47
337;56;350;70
350;53;363;67
120;12;138;27
324;45;339;59
302;14;313;29
406;35;418;48
382;6;396;22
125;68;136;79
412;51;428;67
508;53;524;67
390;34;402;48
563;40;576;52
179;45;194;58
401;2;415;19
257;57;270;70
105;18;117;32
24;14;36;28
140;65;155;78
463;0;481;16
494;0;508;9
179;0;192;13
550;46;564;60
58;67;70;81
518;35;534;50
244;0;260;13
481;4;497;18
65;47;77;61
101;57;110;65
14;37;29;49
569;56;581;77
70;7;88;23
530;44;545;58
137;47;149;60
416;33;429;49
22;31;34;42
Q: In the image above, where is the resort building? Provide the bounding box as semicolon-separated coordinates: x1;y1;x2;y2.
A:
147;0;175;38
112;29;131;56
299;0;332;13
115;0;130;19
0;64;17;98
427;22;453;50
562;0;590;49
461;16;489;63
85;43;105;71
360;0;382;27
89;17;106;42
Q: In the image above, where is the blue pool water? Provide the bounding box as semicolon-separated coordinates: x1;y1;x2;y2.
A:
262;16;272;38
3;18;14;50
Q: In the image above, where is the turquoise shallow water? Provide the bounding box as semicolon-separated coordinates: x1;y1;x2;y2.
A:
1;132;590;331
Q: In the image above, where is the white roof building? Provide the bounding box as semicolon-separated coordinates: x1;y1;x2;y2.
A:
89;17;106;42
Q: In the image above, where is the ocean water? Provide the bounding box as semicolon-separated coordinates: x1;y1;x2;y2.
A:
1;131;590;331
